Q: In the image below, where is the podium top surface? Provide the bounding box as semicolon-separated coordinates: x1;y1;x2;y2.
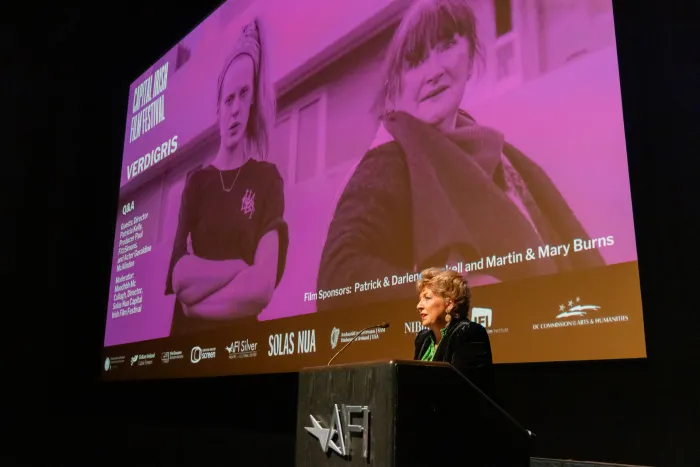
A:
300;359;451;373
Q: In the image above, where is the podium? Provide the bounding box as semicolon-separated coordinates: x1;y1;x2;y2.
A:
296;360;533;467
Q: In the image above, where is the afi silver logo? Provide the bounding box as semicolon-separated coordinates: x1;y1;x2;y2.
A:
305;404;370;459
190;346;202;363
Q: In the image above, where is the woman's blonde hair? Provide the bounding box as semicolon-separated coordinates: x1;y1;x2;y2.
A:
416;267;471;311
372;0;483;118
217;19;276;160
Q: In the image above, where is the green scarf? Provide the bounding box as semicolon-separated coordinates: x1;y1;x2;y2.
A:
420;327;447;362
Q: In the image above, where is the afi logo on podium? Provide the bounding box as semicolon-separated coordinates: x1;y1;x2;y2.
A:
305;404;370;459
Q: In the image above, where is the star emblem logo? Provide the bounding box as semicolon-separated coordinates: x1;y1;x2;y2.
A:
304;405;347;456
305;415;332;451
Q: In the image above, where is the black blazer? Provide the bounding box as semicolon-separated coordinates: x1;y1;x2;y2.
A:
317;113;604;312
414;319;493;394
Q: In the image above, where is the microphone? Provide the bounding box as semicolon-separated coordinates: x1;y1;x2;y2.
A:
327;322;390;366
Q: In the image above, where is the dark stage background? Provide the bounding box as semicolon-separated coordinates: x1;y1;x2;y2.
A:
5;1;700;466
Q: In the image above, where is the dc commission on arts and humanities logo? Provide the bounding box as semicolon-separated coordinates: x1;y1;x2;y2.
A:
532;296;630;330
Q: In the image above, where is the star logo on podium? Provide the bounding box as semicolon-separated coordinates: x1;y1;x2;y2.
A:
304;408;347;456
305;415;332;451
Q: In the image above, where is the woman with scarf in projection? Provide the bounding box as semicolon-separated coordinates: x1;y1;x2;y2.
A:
317;0;603;312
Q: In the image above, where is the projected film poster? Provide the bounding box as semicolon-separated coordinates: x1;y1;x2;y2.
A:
103;0;645;379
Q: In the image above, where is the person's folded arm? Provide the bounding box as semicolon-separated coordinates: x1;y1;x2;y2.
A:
172;255;248;306
186;167;287;319
185;230;279;319
165;171;246;306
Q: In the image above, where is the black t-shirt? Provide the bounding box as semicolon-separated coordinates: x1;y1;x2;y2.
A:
165;159;288;336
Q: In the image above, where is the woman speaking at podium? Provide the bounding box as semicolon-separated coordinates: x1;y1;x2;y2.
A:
414;267;492;393
165;19;288;336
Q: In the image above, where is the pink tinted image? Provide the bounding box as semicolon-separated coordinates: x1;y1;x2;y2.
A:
105;0;635;346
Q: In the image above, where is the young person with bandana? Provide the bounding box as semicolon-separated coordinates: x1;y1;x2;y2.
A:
165;20;288;336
